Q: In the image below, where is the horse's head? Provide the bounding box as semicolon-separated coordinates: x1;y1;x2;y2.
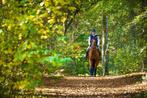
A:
91;39;97;47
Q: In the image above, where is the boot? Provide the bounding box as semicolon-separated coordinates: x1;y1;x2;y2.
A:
86;50;88;59
85;48;90;59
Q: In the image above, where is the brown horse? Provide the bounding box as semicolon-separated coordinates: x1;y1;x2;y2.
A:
88;39;100;76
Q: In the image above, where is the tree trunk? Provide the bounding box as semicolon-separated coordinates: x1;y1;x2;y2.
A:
102;15;109;75
105;16;109;75
102;15;105;75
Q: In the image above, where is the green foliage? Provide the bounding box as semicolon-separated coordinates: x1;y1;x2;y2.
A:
63;58;89;75
109;47;140;74
0;0;81;92
73;0;147;75
0;0;146;94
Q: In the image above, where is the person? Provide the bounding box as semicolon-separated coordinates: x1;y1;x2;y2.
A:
85;29;100;59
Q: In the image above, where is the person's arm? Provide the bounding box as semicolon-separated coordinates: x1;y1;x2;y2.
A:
97;36;100;46
88;36;91;46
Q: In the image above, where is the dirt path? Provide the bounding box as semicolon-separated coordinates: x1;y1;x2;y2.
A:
36;72;147;98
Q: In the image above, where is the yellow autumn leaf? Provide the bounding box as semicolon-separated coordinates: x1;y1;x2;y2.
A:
68;6;76;11
27;44;32;49
0;60;3;65
18;33;22;40
41;35;48;39
38;29;44;34
48;19;56;24
8;25;12;30
8;48;12;53
57;31;64;35
44;0;50;7
61;17;66;23
17;80;29;89
28;15;34;19
39;13;48;18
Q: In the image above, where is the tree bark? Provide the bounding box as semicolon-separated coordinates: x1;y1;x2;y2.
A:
102;15;109;75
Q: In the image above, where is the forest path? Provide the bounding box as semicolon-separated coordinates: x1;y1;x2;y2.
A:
36;72;147;98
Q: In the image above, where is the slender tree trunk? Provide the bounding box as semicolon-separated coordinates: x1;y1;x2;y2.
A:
102;16;105;75
105;16;109;75
141;59;144;72
102;15;109;75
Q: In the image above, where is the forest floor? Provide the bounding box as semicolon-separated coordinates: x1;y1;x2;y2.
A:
35;72;147;98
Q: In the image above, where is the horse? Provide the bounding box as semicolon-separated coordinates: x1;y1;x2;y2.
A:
88;39;100;76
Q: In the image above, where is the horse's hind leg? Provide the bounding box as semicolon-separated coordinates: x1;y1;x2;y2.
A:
90;67;94;76
94;61;99;76
93;67;97;76
89;60;96;76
